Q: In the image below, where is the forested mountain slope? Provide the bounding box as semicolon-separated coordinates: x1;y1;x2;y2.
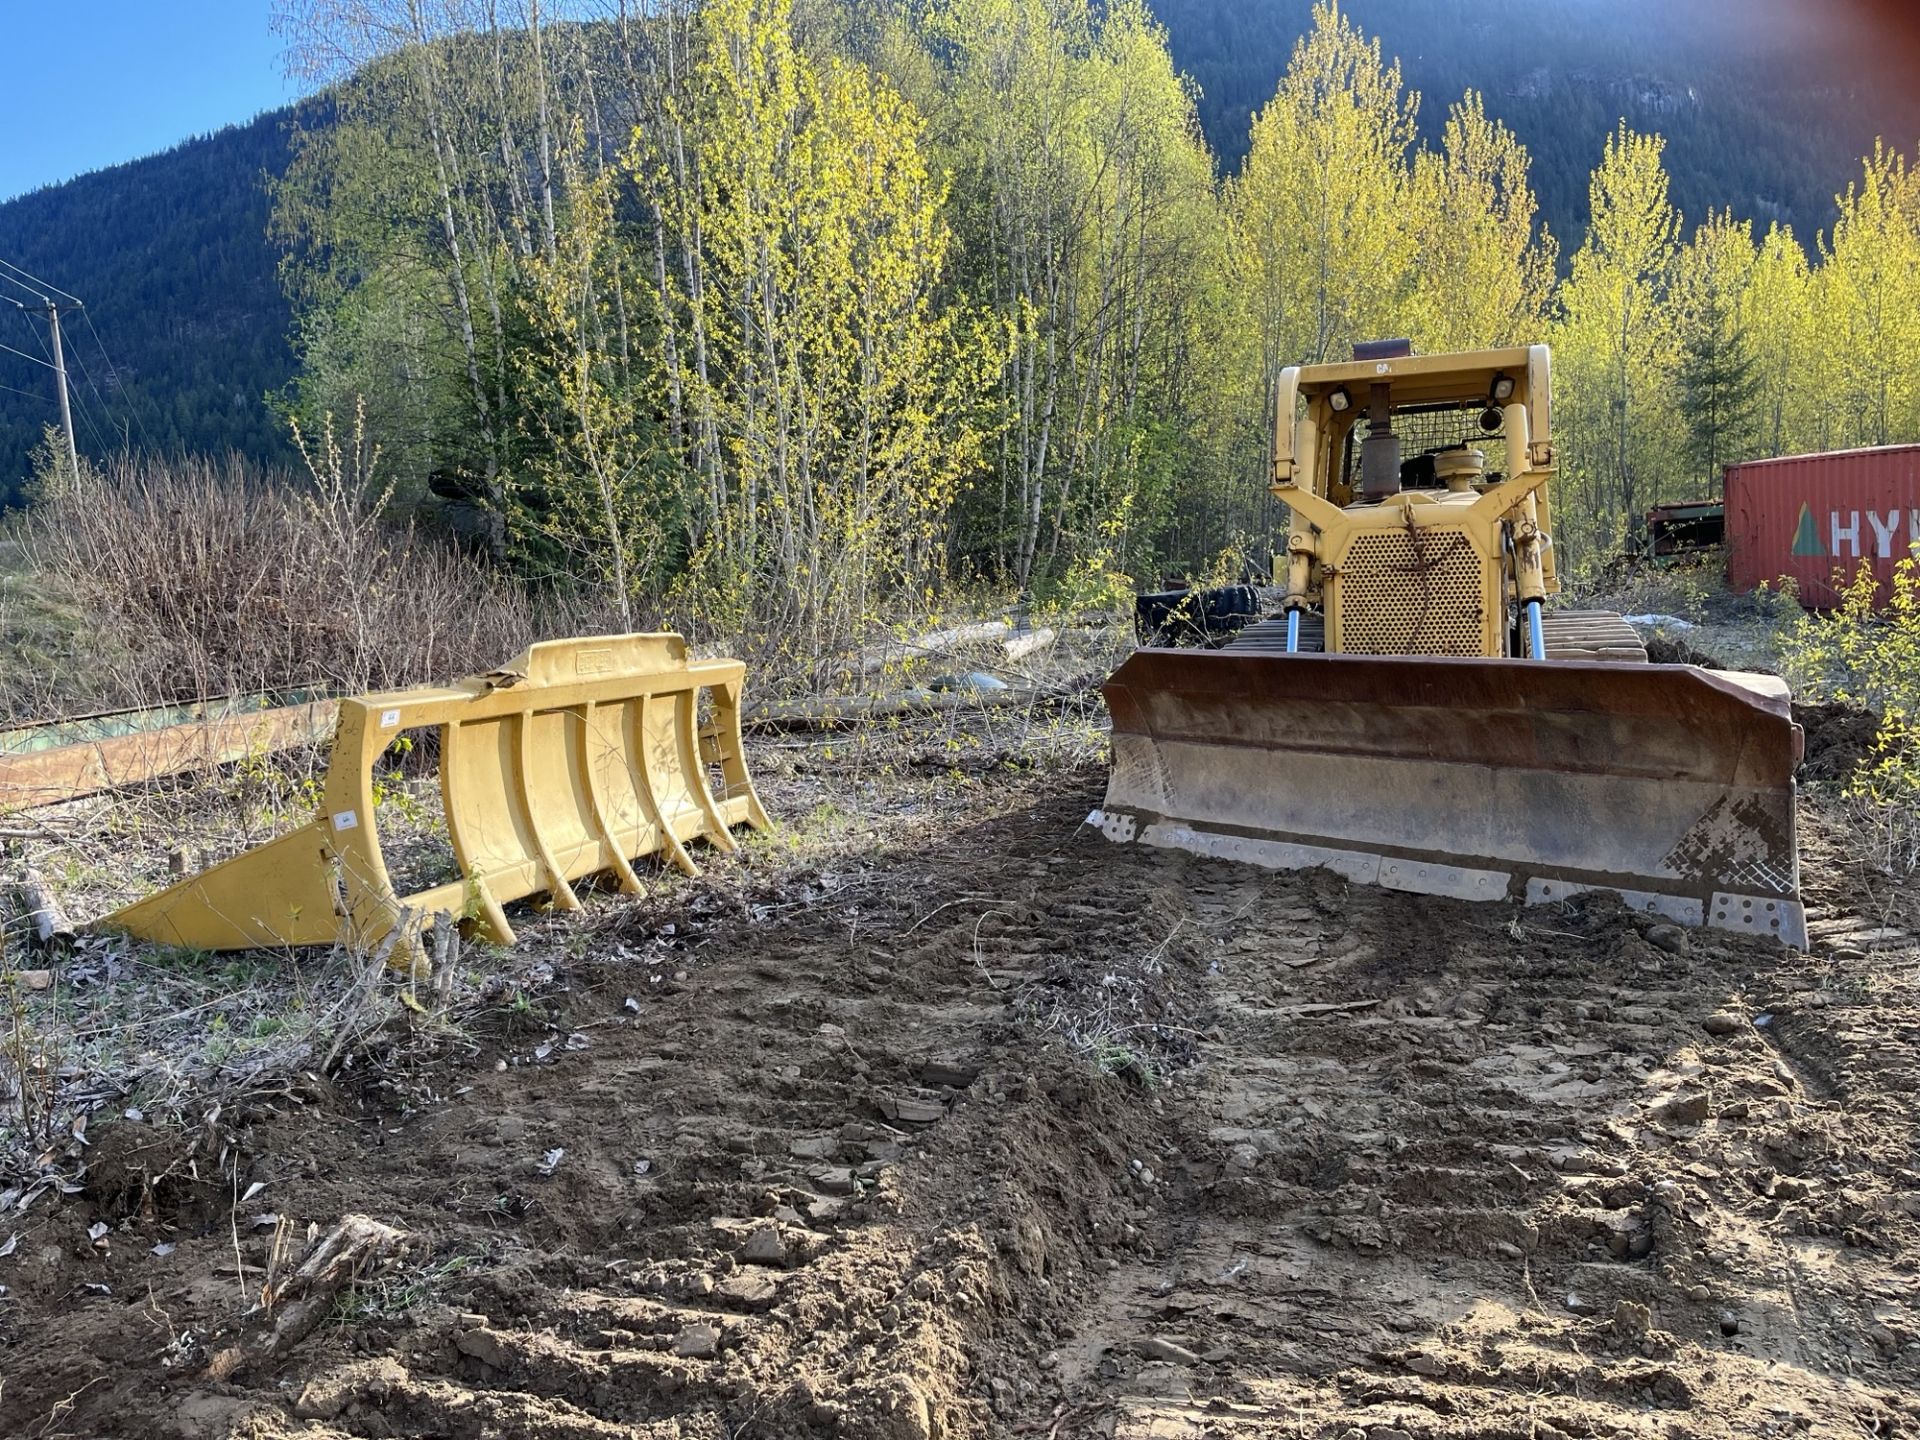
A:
0;111;299;494
1155;0;1920;248
1;1;1915;495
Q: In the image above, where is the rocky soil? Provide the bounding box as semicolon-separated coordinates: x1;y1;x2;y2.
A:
1;730;1915;1440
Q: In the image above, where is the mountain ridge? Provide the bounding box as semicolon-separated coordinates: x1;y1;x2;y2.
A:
3;1;1916;490
0;110;299;492
1159;0;1920;247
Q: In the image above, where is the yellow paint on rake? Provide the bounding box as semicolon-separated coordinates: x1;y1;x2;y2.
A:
97;635;772;965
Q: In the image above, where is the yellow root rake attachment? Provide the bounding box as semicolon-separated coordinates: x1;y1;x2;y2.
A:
100;635;771;956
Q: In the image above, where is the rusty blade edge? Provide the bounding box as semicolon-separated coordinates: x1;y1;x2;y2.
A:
1103;650;1800;788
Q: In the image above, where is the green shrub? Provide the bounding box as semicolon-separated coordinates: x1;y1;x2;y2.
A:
1779;555;1920;873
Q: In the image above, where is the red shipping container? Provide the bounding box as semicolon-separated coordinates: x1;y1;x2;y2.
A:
1724;445;1920;608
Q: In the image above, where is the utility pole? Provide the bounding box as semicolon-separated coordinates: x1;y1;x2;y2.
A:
1;264;87;486
45;300;81;486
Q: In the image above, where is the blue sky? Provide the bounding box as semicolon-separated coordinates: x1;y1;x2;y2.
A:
0;2;298;202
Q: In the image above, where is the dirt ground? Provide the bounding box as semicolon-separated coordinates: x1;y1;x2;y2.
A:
2;715;1918;1440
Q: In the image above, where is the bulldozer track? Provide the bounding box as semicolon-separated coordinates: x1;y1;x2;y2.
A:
1226;614;1326;653
1540;609;1650;662
1229;609;1649;662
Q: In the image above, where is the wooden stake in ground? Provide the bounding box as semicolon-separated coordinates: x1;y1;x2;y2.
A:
204;1214;408;1381
21;868;75;952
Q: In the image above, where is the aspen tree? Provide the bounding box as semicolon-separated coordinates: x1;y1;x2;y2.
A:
1819;144;1920;448
1741;224;1819;457
1405;91;1555;353
1551;123;1681;568
1230;0;1416;376
919;0;1225;590
635;0;999;655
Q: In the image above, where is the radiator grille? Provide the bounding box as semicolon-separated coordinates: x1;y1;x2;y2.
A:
1333;529;1487;655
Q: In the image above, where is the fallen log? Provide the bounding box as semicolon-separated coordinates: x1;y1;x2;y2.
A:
1002;626;1059;662
855;619;1011;675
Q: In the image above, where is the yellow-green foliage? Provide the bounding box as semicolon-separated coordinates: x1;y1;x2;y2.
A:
514;136;665;629
923;0;1233;591
1226;3;1557;567
1549;125;1683;576
628;0;1002;657
1550;135;1920;578
23;423;101;506
1780;557;1920;871
1230;1;1420;367
270;0;1920;645
1228;7;1557;367
1819;145;1920;449
1406;92;1558;355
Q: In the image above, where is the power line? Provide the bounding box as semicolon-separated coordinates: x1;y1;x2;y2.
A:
76;305;156;451
0;256;81;305
63;371;113;455
24;314;112;456
0;271;51;304
0;337;59;370
0;257;150;466
0;379;49;401
11;307;107;461
0;271;85;480
2;257;160;453
63;337;131;452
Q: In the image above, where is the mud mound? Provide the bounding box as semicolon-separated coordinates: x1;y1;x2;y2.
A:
1643;629;1727;668
1796;700;1881;785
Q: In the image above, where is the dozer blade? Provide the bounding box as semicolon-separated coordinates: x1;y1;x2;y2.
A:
1096;650;1806;948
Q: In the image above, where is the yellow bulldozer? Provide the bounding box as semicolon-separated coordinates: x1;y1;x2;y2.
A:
1095;341;1807;948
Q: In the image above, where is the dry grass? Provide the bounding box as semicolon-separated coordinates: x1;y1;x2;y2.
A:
0;728;473;1208
10;450;547;721
1567;557;1804;674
